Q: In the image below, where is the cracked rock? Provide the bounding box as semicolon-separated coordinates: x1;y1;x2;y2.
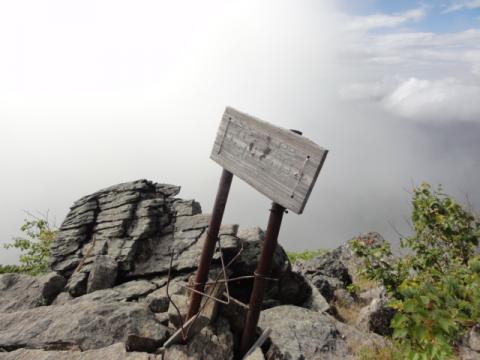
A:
0;272;66;313
0;301;169;352
163;317;234;360
87;255;118;293
49;180;240;296
259;305;350;360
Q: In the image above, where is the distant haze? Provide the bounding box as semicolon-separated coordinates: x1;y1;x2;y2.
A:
1;1;479;264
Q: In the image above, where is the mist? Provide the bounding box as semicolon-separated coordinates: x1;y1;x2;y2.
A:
1;0;479;264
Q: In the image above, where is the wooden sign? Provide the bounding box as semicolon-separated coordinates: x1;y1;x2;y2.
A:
211;107;328;214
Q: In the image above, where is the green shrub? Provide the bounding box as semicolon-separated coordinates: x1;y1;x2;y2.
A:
0;264;24;274
352;183;480;359
286;249;329;264
2;216;57;275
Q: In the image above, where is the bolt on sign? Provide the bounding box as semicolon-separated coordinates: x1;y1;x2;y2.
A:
211;107;327;214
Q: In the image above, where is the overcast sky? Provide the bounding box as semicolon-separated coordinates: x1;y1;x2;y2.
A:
1;0;479;264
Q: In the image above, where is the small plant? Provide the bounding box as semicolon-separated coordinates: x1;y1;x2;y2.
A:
2;213;57;275
352;183;480;359
346;283;360;296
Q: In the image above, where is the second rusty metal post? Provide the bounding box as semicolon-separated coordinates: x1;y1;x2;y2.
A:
186;168;233;322
239;202;285;356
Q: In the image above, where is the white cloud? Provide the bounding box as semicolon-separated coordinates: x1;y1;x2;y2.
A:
345;8;425;31
444;0;480;13
383;78;480;122
338;6;480;124
341;77;480;123
340;27;480;67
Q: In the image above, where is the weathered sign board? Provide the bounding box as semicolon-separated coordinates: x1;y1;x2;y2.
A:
210;107;328;214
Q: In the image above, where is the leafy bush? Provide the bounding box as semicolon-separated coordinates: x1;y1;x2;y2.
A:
1;216;56;275
351;183;480;359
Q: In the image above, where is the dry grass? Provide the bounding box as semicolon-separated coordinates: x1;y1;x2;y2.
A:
350;270;379;292
355;344;397;360
334;302;364;325
333;270;380;324
349;340;398;360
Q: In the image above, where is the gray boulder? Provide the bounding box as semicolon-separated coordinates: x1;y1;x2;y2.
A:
65;271;89;297
310;274;344;303
244;348;265;360
333;288;355;308
463;324;480;353
0;343;159;360
228;227;310;307
167;283;223;331
64;280;157;305
459;346;480;360
259;305;388;360
87;255;118;293
145;287;170;313
0;272;65;313
131;222;239;278
300;278;330;313
0;301;168;352
218;294;249;338
355;298;395;336
333;317;389;353
142;276;187;314
259;305;351;359
163;317;234;360
275;270;312;306
293;233;388;304
230;227;289;278
293;255;346;302
295;250;352;288
51;292;73;305
357;286;386;306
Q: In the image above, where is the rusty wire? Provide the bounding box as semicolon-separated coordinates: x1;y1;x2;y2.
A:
166;235;242;342
164;234;278;343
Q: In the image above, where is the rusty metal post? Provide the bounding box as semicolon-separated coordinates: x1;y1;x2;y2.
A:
239;202;285;356
186;168;233;321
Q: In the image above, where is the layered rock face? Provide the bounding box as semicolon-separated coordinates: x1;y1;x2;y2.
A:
1;180;477;359
49;180;223;296
0;180;314;359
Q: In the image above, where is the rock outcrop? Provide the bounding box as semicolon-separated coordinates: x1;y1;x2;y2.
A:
293;249;351;302
3;180;473;359
1;180;319;358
